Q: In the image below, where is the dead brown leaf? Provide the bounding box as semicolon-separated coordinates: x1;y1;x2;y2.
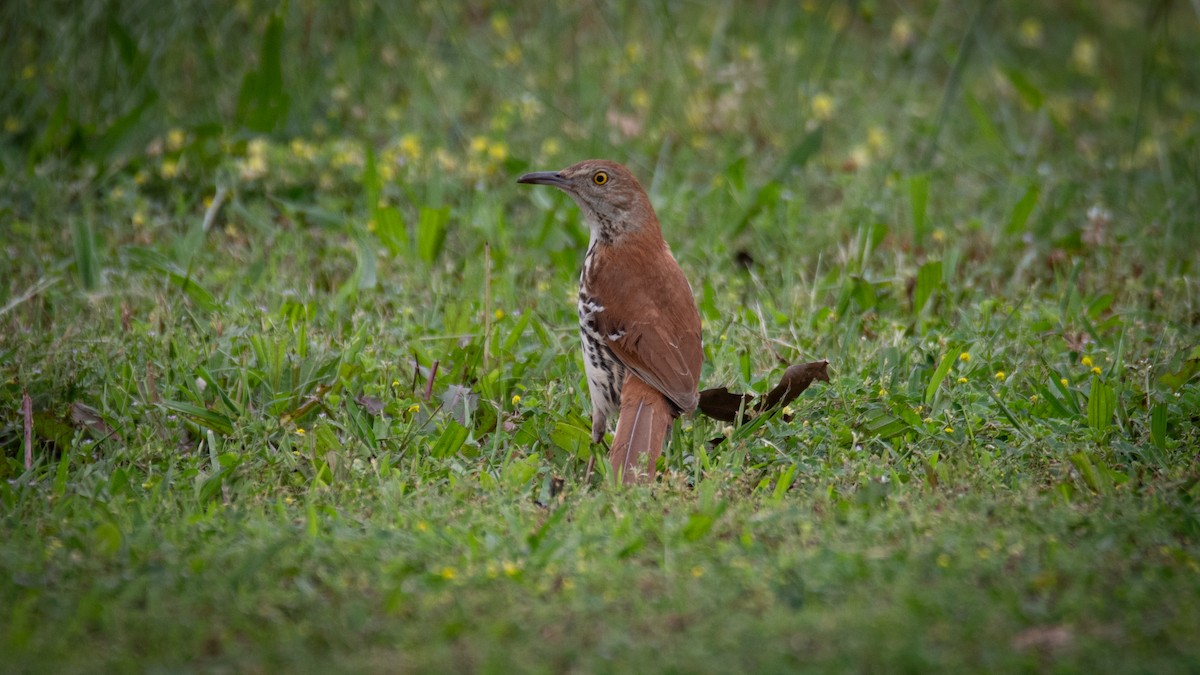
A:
698;360;829;423
1011;624;1074;652
70;401;114;437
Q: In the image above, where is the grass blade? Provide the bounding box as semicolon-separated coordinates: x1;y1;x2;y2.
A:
925;350;956;405
1007;185;1039;235
72;216;99;291
908;173;929;243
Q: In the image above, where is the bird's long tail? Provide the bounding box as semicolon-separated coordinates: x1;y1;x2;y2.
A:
610;374;675;485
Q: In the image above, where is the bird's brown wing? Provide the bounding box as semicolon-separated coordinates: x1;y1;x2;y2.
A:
589;247;703;414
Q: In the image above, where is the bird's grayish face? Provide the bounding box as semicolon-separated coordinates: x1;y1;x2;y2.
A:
518;159;654;243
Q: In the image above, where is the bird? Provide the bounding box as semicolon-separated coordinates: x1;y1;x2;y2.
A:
518;160;703;484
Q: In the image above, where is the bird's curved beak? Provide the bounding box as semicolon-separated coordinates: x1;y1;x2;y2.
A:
517;171;569;188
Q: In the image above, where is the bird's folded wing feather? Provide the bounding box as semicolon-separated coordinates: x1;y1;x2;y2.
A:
592;286;702;413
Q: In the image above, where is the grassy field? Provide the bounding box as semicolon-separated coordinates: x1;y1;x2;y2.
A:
3;1;1200;672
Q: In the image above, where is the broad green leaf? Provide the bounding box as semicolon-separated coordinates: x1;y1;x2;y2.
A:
1006;185;1039;234
72;217;98;291
964;91;1003;150
417;206;450;264
306;502;320;538
345;397;378;451
1158;345;1200;390
33;411;75;448
682;501;728;542
913;259;942;315
772;464;798;503
527;504;567;553
1069;451;1102;493
235;9;290;132
430;420;469;458
161;400;234;435
196;365;242;417
502;309;533;353
1086;293;1114;320
89;93;157;162
1086;376;1115;432
124;246;219;311
863;410;909;439
550;422;591;457
93;521;123;557
374;206;407;256
501;453;540;490
1150;403;1167;450
1003;67;1044;110
355;232;378;290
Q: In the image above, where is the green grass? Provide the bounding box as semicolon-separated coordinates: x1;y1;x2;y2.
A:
3;1;1200;672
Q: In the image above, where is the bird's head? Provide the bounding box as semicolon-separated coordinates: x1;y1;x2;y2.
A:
518;159;656;243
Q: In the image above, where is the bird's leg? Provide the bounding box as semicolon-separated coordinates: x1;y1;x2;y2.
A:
583;436;610;484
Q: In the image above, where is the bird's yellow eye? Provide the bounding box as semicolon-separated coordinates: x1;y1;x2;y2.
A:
593;171;609;185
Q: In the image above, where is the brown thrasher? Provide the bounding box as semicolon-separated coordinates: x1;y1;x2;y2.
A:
518;160;703;484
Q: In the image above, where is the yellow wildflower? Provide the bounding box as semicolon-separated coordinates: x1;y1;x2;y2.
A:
239;154;267;181
434;147;457;172
398;133;422;160
810;93;835;122
290;139;316;161
487;140;508;163
540;137;561;159
1072;37;1098;75
890;17;913;50
959;352;971;362
1018;18;1043;47
631;88;650;110
867;126;888;155
490;14;511;39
